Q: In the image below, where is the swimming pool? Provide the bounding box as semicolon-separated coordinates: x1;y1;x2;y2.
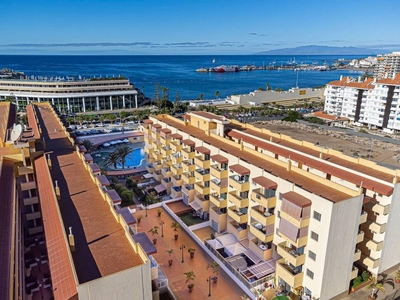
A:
93;145;146;170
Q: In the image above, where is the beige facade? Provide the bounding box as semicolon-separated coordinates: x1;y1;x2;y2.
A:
142;111;400;300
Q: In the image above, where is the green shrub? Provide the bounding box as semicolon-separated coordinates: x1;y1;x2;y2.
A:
120;190;134;207
361;271;369;282
304;116;324;125
126;177;136;189
359;129;368;134
111;176;119;184
352;276;362;287
114;184;125;194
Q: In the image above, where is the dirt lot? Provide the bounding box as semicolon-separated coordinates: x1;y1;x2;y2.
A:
253;121;400;169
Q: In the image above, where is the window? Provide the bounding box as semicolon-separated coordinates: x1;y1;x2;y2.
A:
308;250;316;261
277;211;281;219
313;211;321;221
279;193;282;200
311;231;319;241
306;269;314;279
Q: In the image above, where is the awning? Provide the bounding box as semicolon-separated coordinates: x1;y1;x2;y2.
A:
189;201;202;211
97;175;110;186
143;173;153;179
206;239;224;250
154;184;166;194
225;243;247;256
252;176;277;190
131;232;157;255
229;164;250;176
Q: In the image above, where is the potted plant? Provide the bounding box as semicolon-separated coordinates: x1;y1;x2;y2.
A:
184;271;196;293
187;248;196;259
210;232;215;240
395;270;400;284
148;226;160;245
157;208;163;217
137;215;143;224
166;249;174;266
366;276;386;300
171;221;181;240
206;261;220;283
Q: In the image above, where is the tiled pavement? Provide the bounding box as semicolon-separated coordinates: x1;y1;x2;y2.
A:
134;207;246;300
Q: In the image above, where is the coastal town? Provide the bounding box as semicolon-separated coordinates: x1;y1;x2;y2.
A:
1;48;400;300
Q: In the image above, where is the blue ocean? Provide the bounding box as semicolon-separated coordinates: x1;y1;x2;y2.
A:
0;55;365;100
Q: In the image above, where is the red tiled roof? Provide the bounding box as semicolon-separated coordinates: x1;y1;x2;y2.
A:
229;164;250;175
195;146;210;154
160;128;171;133
78;145;87;153
252;176;278;190
116;208;136;225
282;191;312;208
26;105;40;139
107;190;121;204
377;74;400;85
89;163;100;173
152;124;162;129
34;155;78;299
211;154;228;164
171;133;183;140
0;159;15;299
97;175;110;186
227;130;393;196
313;111;350;121
327;77;375;89
143;119;153;125
83;154;93;162
182;139;195;146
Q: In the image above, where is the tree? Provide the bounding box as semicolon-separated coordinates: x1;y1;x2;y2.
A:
275;87;283;92
198;93;203;100
113;144;134;170
265;82;272;91
366;276;386;298
184;271;196;291
120;190;134;207
104;152;119;169
81;139;96;153
258;87;265;91
126;177;136;189
215;91;220;99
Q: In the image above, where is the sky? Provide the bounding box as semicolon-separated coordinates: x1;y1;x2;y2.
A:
1;0;400;55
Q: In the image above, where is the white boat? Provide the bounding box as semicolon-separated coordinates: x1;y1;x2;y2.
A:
103;143;111;147
214;65;239;72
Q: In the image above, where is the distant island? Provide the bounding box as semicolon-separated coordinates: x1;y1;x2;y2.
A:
254;45;386;55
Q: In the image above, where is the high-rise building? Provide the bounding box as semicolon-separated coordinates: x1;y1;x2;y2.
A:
374;52;400;79
324;74;400;132
142;111;400;300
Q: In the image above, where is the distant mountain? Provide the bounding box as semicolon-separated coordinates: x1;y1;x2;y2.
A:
254;45;386;55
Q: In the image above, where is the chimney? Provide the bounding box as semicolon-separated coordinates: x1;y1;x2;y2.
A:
287;156;291;171
68;227;76;252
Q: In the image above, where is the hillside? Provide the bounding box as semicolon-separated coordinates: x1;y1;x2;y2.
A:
254;45;385;55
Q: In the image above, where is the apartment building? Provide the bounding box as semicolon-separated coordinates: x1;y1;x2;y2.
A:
0;77;140;112
324;74;400;132
0;102;156;300
374;52;400;79
142;111;400;300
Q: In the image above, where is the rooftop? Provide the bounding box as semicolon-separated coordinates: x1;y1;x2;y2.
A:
34;103;144;284
154;115;352;203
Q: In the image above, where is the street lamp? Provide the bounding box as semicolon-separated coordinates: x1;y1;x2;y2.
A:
159;220;165;237
206;276;212;297
180;245;185;263
145;203;148;217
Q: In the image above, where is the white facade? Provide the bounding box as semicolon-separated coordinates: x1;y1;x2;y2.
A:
374;52;400;79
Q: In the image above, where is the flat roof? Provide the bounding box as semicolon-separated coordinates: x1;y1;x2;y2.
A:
154;115;352;203
171;133;182;140
34;155;78;300
229;164;251;175
190;111;227;122
0;159;17;299
195;146;210;155
182;139;195;146
252;176;278;190
211;154;228;164
26;104;40;139
34;103;144;284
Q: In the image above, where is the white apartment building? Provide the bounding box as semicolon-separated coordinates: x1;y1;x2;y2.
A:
0;78;140;112
324;74;400;132
142;111;400;300
374;52;400;79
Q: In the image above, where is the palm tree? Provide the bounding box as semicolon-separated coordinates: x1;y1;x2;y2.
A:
104;152;119;169
81;139;96;153
366;276;386;299
184;271;196;292
98;114;106;126
215;91;220;99
113;145;134;170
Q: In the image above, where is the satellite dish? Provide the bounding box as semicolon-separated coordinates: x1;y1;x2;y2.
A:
10;124;23;142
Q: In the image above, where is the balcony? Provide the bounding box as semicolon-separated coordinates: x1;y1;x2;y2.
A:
351;266;358;280
161;146;172;157
161;168;172;179
280;211;310;229
181;184;195;196
210;178;228;194
145;145;154;155
195;168;211;182
249;238;273;261
153;170;163;182
210;165;228;179
249;223;274;243
182;172;196;185
354;249;361;261
154;162;163;171
18;166;34;176
366;240;384;252
229;175;250;192
171;164;183;176
194;182;210;195
210;193;227;208
20;181;36;191
26;211;42;221
152;151;162;161
369;222;387;234
151;139;162;150
171;153;183;164
170;141;183;152
171;186;182;198
228;207;248;224
194;194;210;211
182;148;195;160
363;256;380;269
356;231;365;244
250;206;275;226
276;259;304;289
278;231;308;248
227;221;248;241
23;196;39;206
251;189;276;208
162;177;173;188
372;203;390;215
228;191;249;208
171;175;183;187
360;211;367;224
194;156;210;169
277;243;306;267
146;164;155;173
182;160;195;173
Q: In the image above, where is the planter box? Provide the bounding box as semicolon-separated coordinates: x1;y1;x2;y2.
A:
349;279;371;294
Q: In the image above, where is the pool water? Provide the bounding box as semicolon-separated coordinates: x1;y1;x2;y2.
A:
94;146;146;170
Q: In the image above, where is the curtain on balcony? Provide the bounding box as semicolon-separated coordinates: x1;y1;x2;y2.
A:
281;198;302;220
265;224;274;236
279;218;299;242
